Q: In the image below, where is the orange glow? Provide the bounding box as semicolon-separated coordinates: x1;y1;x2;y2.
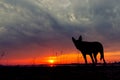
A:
0;51;120;65
43;51;120;64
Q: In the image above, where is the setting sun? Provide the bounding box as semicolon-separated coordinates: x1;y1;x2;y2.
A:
47;57;56;64
48;59;54;64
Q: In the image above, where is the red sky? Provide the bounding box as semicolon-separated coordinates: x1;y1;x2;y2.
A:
0;48;120;65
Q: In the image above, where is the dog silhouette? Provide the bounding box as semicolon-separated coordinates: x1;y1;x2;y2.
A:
72;35;106;64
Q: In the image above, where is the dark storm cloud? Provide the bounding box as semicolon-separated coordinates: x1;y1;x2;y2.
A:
0;0;54;48
91;0;120;41
0;0;120;52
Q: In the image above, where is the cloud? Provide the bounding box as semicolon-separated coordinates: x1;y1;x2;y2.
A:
0;0;120;53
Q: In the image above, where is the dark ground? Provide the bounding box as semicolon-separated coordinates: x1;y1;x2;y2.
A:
0;64;120;80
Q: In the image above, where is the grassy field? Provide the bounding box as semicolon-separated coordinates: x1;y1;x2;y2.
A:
0;64;120;80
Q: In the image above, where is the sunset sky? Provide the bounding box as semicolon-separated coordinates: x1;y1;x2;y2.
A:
0;0;120;65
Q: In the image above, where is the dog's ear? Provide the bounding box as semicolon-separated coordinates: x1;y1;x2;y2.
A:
78;35;82;41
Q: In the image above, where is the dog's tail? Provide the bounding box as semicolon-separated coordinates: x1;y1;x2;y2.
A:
100;48;106;64
100;50;104;60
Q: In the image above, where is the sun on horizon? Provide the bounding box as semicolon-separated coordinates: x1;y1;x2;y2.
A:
47;57;56;64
